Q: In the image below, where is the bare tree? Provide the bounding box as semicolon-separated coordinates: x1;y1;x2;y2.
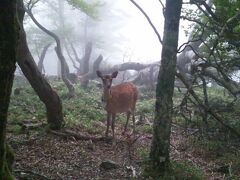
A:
25;1;75;97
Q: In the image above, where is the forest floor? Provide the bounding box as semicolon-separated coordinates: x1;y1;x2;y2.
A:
8;81;239;179
8;122;233;180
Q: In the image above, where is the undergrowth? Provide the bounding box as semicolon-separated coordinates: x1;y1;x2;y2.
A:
7;77;240;179
143;160;205;180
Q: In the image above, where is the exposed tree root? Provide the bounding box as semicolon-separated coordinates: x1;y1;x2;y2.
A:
15;169;52;180
49;129;112;143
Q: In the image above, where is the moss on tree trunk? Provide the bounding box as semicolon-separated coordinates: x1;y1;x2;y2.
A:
0;0;19;179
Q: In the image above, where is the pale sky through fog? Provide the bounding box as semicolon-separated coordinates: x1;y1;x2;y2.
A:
106;0;190;64
112;0;164;63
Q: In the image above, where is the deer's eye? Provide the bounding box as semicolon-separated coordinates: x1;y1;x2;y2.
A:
103;79;109;84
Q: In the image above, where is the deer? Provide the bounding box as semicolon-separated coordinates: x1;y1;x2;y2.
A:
96;70;138;139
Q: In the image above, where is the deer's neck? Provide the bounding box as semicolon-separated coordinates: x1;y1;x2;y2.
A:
102;88;112;103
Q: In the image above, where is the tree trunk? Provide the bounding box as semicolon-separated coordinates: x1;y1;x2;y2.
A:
79;54;103;85
17;0;64;130
81;60;154;81
63;40;80;71
79;41;92;75
0;1;18;179
37;43;51;74
54;47;75;97
77;42;92;87
149;0;182;176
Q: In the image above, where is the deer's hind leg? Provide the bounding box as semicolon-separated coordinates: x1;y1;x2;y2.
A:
132;110;136;135
122;111;131;135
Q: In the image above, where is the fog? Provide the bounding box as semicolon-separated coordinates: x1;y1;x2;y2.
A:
24;0;189;75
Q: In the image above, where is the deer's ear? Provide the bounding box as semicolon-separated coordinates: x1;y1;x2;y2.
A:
96;70;102;78
112;71;118;78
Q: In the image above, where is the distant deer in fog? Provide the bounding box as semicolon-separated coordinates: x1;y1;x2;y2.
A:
96;70;138;139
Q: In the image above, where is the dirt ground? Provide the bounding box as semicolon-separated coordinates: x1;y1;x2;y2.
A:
9;126;150;180
8;125;228;180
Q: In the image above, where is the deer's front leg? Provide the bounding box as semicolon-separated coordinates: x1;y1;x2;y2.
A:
111;113;116;139
105;112;111;137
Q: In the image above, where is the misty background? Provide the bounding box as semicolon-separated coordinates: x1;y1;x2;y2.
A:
24;0;190;75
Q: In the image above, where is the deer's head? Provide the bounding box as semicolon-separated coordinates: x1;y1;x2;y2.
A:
96;70;118;90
